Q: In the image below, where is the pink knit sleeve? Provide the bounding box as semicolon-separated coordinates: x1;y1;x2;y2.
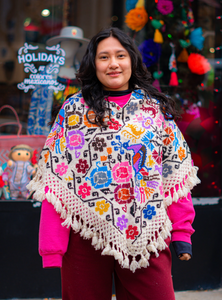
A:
167;193;195;244
39;199;70;268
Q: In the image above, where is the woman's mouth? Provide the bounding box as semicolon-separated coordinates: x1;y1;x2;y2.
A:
107;72;121;77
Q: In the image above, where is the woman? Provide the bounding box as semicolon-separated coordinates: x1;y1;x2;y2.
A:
28;27;200;300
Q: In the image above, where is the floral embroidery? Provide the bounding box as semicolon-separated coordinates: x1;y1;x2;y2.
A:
76;159;89;174
163;127;175;145
83;110;97;127
88;164;112;189
152;149;162;165
162;163;173;178
112;162;132;183
114;183;134;204
92;137;107;152
107;118;121;130
95;200;110;215
116;215;128;230
55;162;68;176
143;116;153;129
141;131;155;151
78;182;91;199
143;204;156;220
66;111;82;129
66;130;84;151
178;146;186;161
126;102;138;115
126;225;139;240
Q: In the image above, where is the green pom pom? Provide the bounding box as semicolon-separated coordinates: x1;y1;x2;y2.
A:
151;19;163;30
153;71;163;79
179;39;191;48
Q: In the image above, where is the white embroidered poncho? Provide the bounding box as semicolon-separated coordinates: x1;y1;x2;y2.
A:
28;90;200;272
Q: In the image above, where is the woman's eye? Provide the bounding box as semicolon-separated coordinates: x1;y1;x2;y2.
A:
26;153;29;156
100;56;108;60
18;153;21;155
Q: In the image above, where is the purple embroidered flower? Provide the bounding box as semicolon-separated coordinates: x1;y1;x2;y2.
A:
66;130;84;151
116;215;128;230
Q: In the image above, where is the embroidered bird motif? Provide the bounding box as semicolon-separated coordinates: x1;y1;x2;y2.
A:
123;142;146;174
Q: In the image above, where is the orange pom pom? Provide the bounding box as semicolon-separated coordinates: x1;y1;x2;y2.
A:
125;6;148;32
177;48;189;63
187;53;211;75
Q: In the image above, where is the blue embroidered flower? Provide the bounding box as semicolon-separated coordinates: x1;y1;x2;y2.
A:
132;90;143;99
88;165;112;189
141;131;155;151
111;135;125;154
162;163;173;178
126;102;138;115
116;215;128;230
143;204;156;220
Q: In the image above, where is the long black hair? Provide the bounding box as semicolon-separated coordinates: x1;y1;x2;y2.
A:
51;27;179;126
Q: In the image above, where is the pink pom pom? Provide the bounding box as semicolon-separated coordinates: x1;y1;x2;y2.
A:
169;71;178;86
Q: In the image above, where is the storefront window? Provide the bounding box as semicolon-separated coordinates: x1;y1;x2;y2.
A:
0;0;221;199
124;0;222;197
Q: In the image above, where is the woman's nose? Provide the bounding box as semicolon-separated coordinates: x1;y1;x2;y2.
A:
109;58;119;68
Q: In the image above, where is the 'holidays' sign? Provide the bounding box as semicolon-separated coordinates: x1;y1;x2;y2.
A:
17;43;66;93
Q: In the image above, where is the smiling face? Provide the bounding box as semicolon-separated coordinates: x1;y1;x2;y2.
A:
95;36;132;91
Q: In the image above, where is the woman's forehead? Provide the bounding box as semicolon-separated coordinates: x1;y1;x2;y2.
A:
96;37;127;54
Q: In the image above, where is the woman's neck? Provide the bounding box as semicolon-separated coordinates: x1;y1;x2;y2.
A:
103;89;132;97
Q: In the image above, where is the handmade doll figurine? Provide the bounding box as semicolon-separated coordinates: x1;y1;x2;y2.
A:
7;144;37;200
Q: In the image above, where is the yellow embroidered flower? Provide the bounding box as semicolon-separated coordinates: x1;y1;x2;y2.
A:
95;200;110;215
178;146;186;161
68;114;80;126
125;6;148;32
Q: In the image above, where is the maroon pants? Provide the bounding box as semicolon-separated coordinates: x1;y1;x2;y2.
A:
61;231;175;300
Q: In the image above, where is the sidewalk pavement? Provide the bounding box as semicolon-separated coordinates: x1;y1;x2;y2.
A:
2;289;222;299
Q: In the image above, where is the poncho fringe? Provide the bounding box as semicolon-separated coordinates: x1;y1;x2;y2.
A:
27;163;200;272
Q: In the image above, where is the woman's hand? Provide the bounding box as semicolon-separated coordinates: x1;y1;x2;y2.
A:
178;253;191;261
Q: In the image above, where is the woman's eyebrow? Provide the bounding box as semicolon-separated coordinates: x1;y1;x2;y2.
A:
97;49;127;56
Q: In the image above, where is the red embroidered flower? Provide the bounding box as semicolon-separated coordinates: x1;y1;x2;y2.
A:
126;225;139;240
76;159;89;173
114;183;134;205
152;149;162;165
107;118;121;130
78;182;91;199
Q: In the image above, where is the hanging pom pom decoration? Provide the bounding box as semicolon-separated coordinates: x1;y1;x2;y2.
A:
138;39;162;67
189;27;205;50
187;53;211;75
126;0;138;12
157;0;174;15
169;43;178;86
151;20;164;44
125;5;148;32
187;3;194;25
177;39;191;63
153;71;163;92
